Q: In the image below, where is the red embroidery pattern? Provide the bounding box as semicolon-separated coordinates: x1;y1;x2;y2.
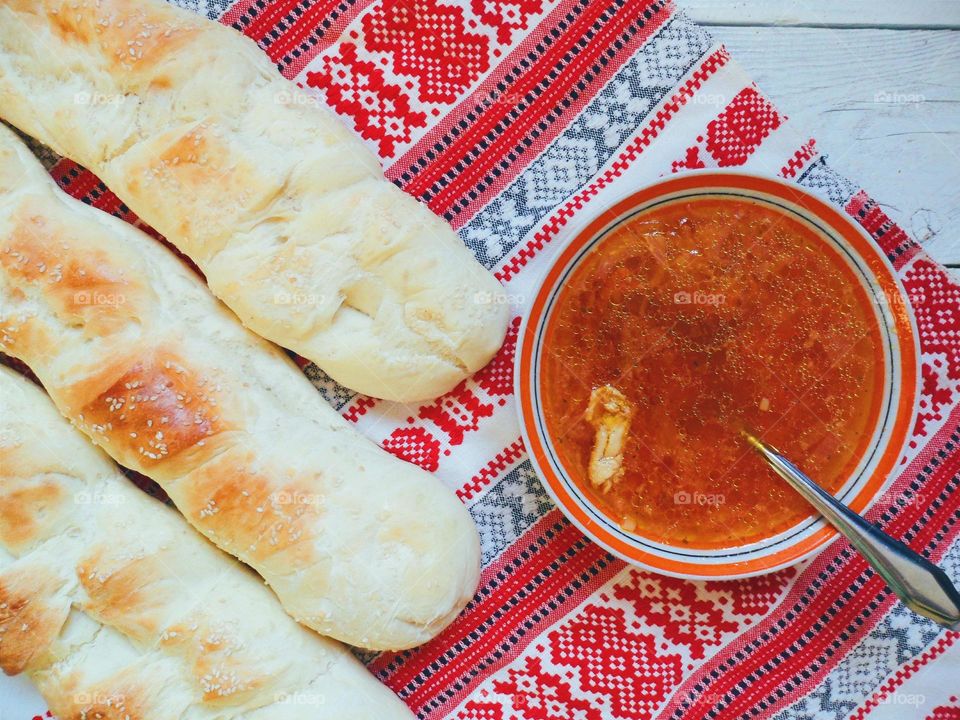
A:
342;395;377;423
226;0;381;78
396;0;670;221
474;318;519;398
418;382;496;447
298;0;563;162
779;138;818;178
306;43;428;156
381;426;443;471
671;86;783;172
470;0;544;44
902;257;960;441
458;700;506;720
493;656;603;720
705;87;783;164
379;317;519;470
363;0;491;104
673;145;705;171
613;571;739;660
927;699;960;720
457;438;526;502
704;567;796;616
551;605;684;719
847;190;915;263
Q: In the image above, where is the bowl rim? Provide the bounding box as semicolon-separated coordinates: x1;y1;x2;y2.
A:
514;170;921;580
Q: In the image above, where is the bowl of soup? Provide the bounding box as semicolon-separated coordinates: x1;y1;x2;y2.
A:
515;172;919;578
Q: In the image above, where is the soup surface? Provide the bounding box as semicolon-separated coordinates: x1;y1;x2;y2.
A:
541;196;884;548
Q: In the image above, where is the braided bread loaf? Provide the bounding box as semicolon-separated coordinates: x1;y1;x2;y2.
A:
0;366;414;719
0;0;509;402
0;125;479;651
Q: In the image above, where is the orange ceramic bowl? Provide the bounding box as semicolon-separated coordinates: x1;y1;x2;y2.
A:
515;172;920;579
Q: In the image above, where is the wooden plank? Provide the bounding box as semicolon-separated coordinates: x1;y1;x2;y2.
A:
715;26;960;267
681;0;960;30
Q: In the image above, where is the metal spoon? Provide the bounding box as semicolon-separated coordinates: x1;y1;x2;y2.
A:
744;433;960;630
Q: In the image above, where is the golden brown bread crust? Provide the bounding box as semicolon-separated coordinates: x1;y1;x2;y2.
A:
181;446;322;564
0;0;510;402
0;478;67;552
76;545;180;643
64;352;238;471
0;125;479;650
1;197;151;335
0;564;71;675
0;365;414;718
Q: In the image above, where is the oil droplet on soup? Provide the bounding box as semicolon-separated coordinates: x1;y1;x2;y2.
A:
540;197;884;549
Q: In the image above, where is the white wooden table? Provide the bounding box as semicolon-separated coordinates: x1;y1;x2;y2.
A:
681;0;960;272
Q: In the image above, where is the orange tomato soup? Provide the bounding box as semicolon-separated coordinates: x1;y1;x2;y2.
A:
541;197;885;548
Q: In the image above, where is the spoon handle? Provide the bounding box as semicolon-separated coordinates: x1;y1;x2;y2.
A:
747;436;960;630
